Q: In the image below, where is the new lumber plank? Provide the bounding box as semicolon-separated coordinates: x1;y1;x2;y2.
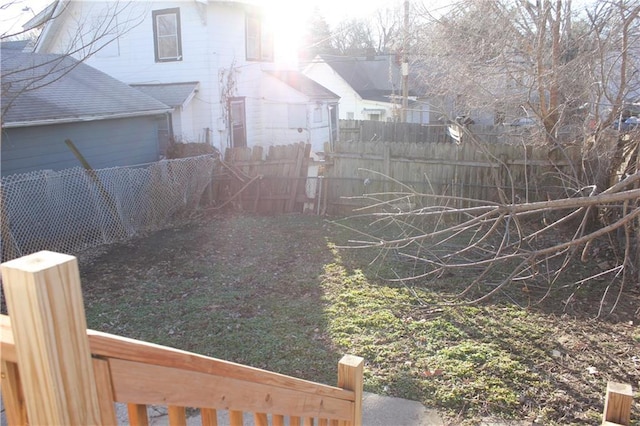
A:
1;251;101;425
0;314;352;402
128;403;149;426
108;358;354;421
92;358;118;425
168;405;187;426
254;412;268;426
1;314;351;401
200;408;218;426
603;382;633;425
0;361;27;425
229;410;243;426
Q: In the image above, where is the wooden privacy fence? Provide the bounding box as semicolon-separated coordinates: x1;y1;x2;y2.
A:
323;140;582;214
338;120;571;145
214;142;313;214
339;120;450;143
0;251;364;426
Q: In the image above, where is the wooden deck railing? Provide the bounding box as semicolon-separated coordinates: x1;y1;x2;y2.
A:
0;251;364;425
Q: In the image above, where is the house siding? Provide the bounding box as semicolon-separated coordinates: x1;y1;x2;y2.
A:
39;1;279;151
304;61;363;120
303;58;431;124
261;77;308;147
260;75;336;152
1;116;161;177
305;60;397;122
37;1;341;154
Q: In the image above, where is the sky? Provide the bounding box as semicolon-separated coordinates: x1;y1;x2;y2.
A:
0;0;598;38
266;0;407;63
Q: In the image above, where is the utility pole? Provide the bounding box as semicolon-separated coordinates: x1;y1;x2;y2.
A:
401;0;409;122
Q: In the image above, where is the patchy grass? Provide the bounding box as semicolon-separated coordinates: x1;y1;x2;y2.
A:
78;213;640;425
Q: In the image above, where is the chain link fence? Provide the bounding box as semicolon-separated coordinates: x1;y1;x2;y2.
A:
1;155;216;262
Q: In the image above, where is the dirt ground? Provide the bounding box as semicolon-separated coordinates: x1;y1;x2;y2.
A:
74;213;640;425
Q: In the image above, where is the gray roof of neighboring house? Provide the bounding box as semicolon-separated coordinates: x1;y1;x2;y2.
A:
1;50;171;127
0;40;30;51
266;70;339;100
317;54;417;102
130;82;200;108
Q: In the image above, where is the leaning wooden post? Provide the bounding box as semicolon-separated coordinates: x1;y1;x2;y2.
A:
602;381;633;425
1;250;101;425
338;355;364;426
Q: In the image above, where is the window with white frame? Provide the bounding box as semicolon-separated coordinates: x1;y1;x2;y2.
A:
153;8;182;62
313;105;323;123
246;14;273;61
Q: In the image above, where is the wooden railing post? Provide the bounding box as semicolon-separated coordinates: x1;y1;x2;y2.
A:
603;381;633;425
1;251;101;425
337;355;364;426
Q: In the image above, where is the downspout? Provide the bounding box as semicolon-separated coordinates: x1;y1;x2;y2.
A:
167;111;174;141
327;103;333;149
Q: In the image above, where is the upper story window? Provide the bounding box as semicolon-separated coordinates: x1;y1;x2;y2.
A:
246;14;273;62
153;8;182;62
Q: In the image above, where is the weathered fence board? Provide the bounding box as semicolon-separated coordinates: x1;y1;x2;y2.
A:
216;142;312;214
324;140;581;214
339;120;449;143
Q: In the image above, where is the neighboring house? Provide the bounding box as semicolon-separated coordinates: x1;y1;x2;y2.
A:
1;44;171;177
32;0;339;154
262;70;339;151
303;54;431;124
130;81;200;149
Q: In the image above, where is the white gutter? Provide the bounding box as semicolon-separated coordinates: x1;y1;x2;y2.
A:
33;0;66;53
2;109;172;129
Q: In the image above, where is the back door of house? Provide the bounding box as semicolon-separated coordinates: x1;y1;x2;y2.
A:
229;97;247;148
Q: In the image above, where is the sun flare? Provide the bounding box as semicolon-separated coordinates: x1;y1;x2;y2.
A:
264;1;313;66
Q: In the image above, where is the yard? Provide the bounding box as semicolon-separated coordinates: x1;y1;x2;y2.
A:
77;213;640;425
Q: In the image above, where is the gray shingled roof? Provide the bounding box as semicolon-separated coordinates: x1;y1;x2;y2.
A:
318;54;417;102
1;50;171;127
1;40;30;51
131;82;199;108
265;70;339;100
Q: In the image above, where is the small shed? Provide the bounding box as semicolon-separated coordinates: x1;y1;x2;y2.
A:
1;46;171;177
130;82;200;149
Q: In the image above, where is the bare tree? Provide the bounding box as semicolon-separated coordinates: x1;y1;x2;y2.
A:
341;0;640;314
371;6;404;54
299;8;336;62
330;4;407;56
332;18;376;56
416;0;639;138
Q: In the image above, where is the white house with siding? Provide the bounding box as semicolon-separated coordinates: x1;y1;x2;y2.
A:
303;54;430;124
32;0;338;154
261;70;339;152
